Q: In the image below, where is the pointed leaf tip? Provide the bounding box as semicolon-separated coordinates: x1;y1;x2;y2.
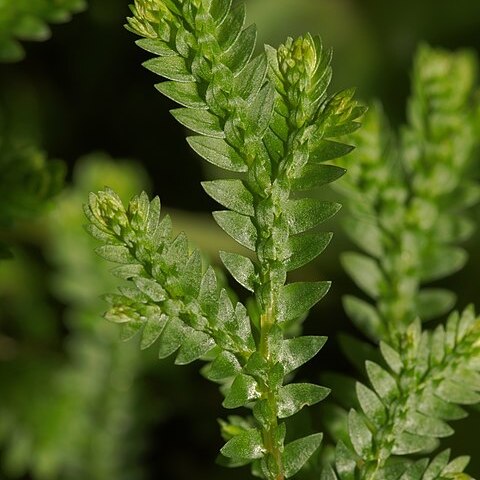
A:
283;433;323;478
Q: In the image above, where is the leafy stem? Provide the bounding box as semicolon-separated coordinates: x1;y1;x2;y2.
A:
258;306;284;479
86;1;362;478
356;310;480;478
328;45;480;480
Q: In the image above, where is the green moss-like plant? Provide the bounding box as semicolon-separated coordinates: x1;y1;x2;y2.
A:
328;45;480;479
82;2;480;479
84;0;362;478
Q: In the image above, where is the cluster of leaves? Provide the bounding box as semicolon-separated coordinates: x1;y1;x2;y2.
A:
0;155;145;479
0;1;153;477
85;0;362;478
339;46;480;343
0;1;476;478
325;46;480;478
323;307;480;480
0;0;86;62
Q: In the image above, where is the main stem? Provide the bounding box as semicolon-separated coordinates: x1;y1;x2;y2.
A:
259;303;285;480
361;328;471;479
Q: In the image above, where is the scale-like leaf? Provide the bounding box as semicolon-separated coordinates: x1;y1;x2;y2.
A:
210;0;232;24
277;383;330;418
341;252;383;298
163;232;189;268
223;374;260;408
84;223;114;242
335;441;357;480
136;38;175;56
436;379;480;405
95;245;132;264
234;54;268;100
213;210;257;250
201;179;254;215
111;264;145;280
198;266;219;317
143;56;194;82
356;383;386;427
399;459;429;480
278;281;330;323
343;295;384;341
187;136;247;172
442;455;471;475
157;317;186;359
339;335;382;375
379;341;403;374
180;249;203;297
282;433;323;478
171;108;224;138
366;361;398;403
419;246;467;282
175;330;215;365
234;303;255;349
220;251;257;291
134;277;167;302
216;3;245;50
286;199;341;234
278;336;327;375
392;432;438;455
416;288;456;321
291;164;346;191
156;81;206;109
246;83;275;137
341;216;383;258
222;24;257;75
423;450;452;480
221;428;265;460
310;140;354;163
348;409;372;457
405;412;453;438
320;466;339;480
285;232;332;271
418;392;467;421
140;313;169;350
204;351;242;381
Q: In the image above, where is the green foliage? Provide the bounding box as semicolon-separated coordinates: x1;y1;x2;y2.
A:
85;188;256;360
338;45;480;343
328;45;480;478
0;155;146;479
0;108;65;258
328;446;474;480
0;0;86;62
337;308;480;478
2;0;480;478
83;0;363;479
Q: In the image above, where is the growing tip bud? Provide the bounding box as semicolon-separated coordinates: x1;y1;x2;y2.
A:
88;189;129;236
277;35;317;85
126;0;178;39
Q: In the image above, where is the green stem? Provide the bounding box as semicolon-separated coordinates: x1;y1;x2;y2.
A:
259;305;285;480
361;329;475;478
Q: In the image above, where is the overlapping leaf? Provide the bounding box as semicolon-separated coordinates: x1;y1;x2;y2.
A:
329;447;473;480
328;307;480;478
103;1;364;478
337;47;480;344
85;189;256;364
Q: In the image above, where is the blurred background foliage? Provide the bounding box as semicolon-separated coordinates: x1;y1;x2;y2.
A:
0;0;479;479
